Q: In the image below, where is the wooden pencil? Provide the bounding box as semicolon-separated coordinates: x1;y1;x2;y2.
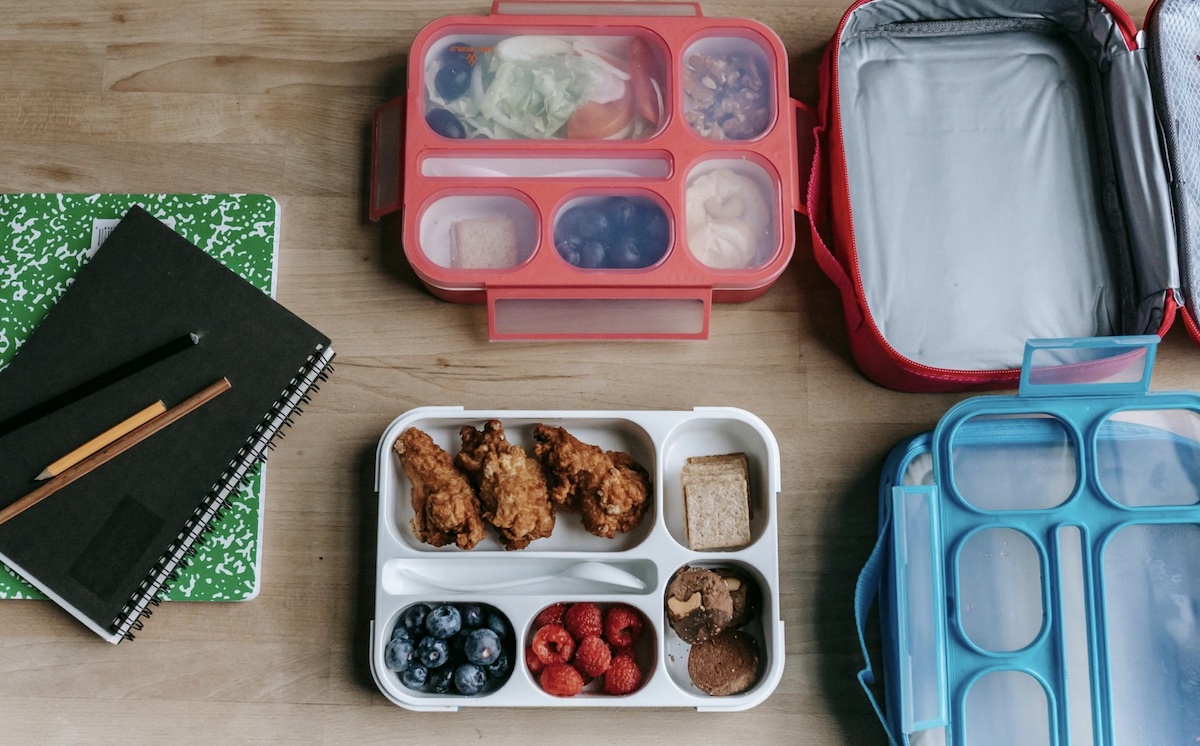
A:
36;401;168;480
0;378;232;527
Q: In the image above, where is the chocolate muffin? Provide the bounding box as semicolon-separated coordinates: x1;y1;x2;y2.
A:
714;567;759;628
665;567;733;644
687;629;762;696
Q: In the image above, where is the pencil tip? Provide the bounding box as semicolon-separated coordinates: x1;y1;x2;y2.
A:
189;332;199;344
35;469;52;481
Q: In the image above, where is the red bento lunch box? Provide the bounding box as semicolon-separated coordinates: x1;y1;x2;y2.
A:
369;1;805;340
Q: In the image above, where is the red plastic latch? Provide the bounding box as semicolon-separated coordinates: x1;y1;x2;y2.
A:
369;96;406;221
793;99;817;217
486;286;712;341
490;0;702;17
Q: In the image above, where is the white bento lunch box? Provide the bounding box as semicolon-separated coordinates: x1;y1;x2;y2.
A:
370;406;784;710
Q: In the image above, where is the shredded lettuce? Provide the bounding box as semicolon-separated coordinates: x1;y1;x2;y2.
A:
479;55;599;139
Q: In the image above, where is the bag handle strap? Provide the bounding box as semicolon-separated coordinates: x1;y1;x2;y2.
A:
802;117;864;331
855;508;902;745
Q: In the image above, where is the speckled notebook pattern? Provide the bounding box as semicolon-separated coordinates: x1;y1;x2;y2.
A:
0;193;277;602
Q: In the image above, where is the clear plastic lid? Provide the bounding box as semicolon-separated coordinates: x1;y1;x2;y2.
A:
422;33;668;142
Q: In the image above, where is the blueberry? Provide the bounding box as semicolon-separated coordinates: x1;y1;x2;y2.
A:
609;235;649;269
458;603;484;629
384;637;414;672
400;663;428;690
434;58;472;102
486;651;512;680
557;203;612;244
390;622;411;641
428;665;455;694
463;628;501;666
556;236;584;266
638;201;670;243
485;612;508;640
640;227;670;260
579;241;607;269
575;205;612;243
417;635;451;668
402;603;431;636
426;108;466;139
604;197;640;231
454;663;488;696
426;604;462;638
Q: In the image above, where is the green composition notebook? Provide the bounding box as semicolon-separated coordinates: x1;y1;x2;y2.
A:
0;193;278;602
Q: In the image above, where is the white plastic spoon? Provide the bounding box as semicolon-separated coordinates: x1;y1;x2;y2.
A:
396;560;646;593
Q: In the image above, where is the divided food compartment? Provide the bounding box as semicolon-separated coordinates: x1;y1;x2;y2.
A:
369;1;802;340
370;406;783;710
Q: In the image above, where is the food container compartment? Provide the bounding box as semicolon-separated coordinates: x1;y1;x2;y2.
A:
381;601;518;697
553;193;672;270
371;406;784;710
422;32;670;141
662;561;775;698
523;601;659;697
683;157;779;271
681;32;776;142
381;413;659;553
418;192;540;270
368;2;803;340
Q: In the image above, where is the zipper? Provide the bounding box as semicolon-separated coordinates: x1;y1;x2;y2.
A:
1180;299;1200;341
1097;0;1140;48
828;0;1143;384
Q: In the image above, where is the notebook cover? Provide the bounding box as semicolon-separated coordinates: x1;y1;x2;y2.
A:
0;201;331;639
0;193;276;602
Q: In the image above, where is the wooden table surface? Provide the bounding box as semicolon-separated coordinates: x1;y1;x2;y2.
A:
0;0;1177;743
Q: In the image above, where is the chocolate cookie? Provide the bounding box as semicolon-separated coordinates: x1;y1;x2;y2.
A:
687;629;762;696
714;567;758;628
666;567;733;644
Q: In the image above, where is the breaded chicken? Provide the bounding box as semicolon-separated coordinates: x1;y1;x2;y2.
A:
394;427;486;550
455;420;555;550
531;424;651;538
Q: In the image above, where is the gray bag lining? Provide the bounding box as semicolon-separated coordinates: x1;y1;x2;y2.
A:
838;0;1177;371
1149;0;1200;320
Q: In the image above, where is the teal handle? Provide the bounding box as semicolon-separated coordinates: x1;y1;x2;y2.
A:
1019;336;1159;397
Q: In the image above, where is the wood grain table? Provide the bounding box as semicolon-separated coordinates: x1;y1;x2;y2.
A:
0;0;1176;743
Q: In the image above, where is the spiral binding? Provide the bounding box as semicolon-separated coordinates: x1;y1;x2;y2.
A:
109;345;336;640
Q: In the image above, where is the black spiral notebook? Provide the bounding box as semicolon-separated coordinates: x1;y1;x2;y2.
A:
0;206;334;642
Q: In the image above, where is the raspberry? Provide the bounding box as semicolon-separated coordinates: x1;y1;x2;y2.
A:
525;645;545;675
611;645;635;662
604;605;645;647
534;603;567;629
603;655;643;695
531;624;575;665
564;602;603;640
573;635;612;678
572;663;595;686
540;663;584;697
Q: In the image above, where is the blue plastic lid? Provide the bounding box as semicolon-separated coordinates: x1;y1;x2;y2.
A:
892;337;1200;746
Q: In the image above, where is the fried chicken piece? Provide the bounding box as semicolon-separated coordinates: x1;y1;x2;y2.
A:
531;424;651;538
394;427;486;550
455;420;555;551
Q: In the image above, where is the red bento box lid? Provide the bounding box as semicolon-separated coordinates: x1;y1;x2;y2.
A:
370;1;807;340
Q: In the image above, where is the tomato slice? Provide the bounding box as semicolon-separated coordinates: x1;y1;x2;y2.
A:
628;37;661;126
566;83;634;139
